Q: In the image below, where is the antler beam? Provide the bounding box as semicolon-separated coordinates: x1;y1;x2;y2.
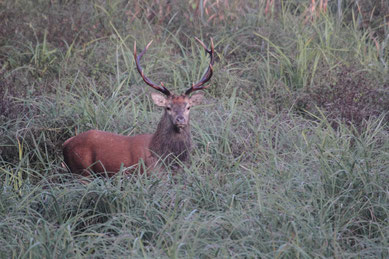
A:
134;41;171;96
185;37;215;96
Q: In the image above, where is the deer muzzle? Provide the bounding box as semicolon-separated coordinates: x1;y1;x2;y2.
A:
175;115;187;128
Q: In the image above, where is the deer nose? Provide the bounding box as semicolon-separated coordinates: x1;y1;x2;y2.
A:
176;115;186;124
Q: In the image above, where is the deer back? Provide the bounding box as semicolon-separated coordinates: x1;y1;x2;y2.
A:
63;130;154;176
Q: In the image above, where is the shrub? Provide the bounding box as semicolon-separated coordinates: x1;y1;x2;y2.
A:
298;64;389;130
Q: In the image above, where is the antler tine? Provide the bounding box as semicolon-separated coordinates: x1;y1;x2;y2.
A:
185;37;215;96
134;40;171;96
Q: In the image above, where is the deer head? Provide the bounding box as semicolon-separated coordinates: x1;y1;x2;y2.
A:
133;38;214;132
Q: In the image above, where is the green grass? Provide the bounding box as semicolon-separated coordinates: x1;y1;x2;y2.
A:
1;0;388;258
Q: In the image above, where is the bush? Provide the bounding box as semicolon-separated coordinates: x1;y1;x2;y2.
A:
299;65;389;130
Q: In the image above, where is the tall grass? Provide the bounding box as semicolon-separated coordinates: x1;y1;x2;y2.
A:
1;0;388;258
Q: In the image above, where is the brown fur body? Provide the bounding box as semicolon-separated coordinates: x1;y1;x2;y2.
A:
63;130;154;176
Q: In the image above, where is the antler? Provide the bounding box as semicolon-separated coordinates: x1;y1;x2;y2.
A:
134;40;171;96
185;37;215;96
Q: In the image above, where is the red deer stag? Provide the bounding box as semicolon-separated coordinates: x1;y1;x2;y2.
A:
63;38;214;176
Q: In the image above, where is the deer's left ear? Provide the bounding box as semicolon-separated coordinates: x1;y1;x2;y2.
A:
189;93;204;106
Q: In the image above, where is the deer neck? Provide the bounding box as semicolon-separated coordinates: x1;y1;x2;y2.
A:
149;111;192;163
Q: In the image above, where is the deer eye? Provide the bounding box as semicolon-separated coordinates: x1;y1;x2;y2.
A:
187;106;190;110
166;107;171;111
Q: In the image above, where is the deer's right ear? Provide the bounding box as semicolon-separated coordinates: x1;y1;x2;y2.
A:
151;92;167;107
189;92;204;106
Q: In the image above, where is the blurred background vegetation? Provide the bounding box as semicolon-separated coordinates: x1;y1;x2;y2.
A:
0;0;388;258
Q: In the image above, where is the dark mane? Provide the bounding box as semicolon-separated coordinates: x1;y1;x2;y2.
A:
149;111;192;166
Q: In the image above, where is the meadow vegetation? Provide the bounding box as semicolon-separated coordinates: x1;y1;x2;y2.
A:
1;0;388;257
